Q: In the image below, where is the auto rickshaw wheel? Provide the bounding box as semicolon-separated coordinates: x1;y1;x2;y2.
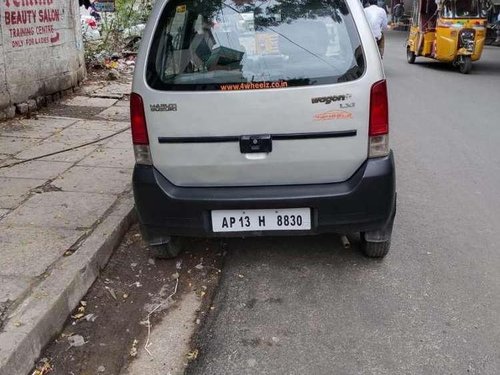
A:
459;56;472;74
407;47;416;64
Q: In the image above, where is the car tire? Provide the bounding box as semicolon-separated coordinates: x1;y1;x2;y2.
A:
459;56;472;74
149;237;183;259
407;47;416;64
360;233;391;258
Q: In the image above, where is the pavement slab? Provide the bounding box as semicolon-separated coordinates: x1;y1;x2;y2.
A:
114;99;130;107
1;191;117;229
0;118;78;139
0;225;83;278
47;126;116;145
0;137;40;155
38;145;99;163
52;166;132;194
69;119;130;133
0;160;71;179
95;106;130;122
91;83;131;99
61;96;118;108
103;130;132;149
0;177;46;209
14;142;98;163
0;159;12;167
78;146;135;169
0;276;31;305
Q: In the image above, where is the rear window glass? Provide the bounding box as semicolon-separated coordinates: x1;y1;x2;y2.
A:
146;0;365;91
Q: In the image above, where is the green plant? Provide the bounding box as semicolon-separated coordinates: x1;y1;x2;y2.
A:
83;0;154;67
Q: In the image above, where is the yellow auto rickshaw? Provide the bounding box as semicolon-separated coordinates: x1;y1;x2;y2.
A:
406;0;488;73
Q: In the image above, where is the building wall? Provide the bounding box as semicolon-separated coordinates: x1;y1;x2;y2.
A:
0;0;85;114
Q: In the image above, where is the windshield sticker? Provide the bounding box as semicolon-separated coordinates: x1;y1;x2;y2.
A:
314;110;353;121
311;94;352;104
255;33;280;55
150;104;177;112
219;81;288;91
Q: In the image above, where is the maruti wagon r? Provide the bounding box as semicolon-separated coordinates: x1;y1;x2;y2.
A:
131;0;396;258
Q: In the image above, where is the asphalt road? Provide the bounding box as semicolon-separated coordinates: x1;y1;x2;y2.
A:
187;32;500;375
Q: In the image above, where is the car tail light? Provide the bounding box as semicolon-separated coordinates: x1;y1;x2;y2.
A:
131;93;148;144
130;93;152;165
369;80;389;158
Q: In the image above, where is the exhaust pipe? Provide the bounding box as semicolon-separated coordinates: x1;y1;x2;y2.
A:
340;235;351;249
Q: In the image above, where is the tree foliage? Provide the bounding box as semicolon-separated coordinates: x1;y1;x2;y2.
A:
189;0;348;25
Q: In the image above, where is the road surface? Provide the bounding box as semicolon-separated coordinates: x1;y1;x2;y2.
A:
187;31;500;375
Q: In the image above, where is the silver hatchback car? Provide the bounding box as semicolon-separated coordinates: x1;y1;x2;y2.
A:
131;0;396;258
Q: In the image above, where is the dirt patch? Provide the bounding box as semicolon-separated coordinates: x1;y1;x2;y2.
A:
38;105;106;120
34;225;224;374
86;69;133;87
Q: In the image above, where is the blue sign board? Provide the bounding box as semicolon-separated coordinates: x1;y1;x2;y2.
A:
94;1;115;12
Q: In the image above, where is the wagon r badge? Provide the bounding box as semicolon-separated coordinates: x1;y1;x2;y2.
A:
311;94;352;104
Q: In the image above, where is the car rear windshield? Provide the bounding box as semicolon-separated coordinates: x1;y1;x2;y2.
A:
146;0;365;91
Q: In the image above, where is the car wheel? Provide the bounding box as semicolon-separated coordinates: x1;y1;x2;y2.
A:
407;47;416;64
360;233;391;258
149;237;183;259
459;56;472;74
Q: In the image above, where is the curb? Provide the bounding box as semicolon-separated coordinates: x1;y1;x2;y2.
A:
124;293;202;375
0;194;136;375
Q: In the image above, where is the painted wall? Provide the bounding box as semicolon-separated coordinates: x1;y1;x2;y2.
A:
0;0;85;112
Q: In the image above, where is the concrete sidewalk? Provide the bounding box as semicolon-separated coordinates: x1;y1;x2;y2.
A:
0;82;135;375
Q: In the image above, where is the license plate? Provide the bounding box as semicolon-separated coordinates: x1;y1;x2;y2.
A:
211;208;311;233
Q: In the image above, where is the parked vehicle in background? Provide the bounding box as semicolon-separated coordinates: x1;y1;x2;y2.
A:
131;0;396;259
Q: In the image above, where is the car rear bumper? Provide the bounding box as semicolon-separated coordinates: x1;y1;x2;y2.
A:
133;152;396;243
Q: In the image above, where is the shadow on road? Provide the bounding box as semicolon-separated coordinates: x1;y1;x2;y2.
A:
225;233;383;268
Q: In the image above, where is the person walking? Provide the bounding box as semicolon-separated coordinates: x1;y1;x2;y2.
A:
393;2;405;25
364;0;389;57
